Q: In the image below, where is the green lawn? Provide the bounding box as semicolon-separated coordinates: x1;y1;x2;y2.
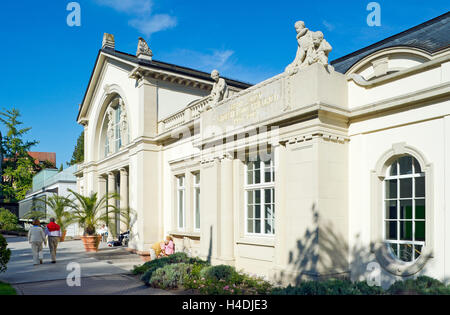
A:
0;282;16;295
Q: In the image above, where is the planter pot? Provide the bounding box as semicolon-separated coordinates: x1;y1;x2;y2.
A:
60;230;67;242
81;235;102;252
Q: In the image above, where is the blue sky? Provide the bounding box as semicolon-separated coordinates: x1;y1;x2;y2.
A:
0;1;448;166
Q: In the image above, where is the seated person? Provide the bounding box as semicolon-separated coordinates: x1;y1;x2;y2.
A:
149;241;162;260
164;236;174;256
158;241;166;258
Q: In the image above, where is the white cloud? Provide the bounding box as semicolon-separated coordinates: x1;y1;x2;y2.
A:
160;49;276;84
322;20;335;31
94;0;152;15
93;0;177;37
129;14;177;38
163;49;235;72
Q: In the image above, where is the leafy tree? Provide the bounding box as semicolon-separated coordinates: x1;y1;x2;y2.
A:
67;131;84;166
0;208;18;231
0;234;11;273
58;163;64;172
0;108;39;202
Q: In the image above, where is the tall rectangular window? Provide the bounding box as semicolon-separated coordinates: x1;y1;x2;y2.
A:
177;175;185;230
245;156;275;235
193;172;200;231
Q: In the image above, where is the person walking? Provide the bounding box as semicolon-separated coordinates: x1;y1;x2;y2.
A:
45;218;61;263
28;219;47;265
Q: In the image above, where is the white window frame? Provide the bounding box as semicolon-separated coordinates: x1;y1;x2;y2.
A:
177;175;186;230
193;172;200;232
244;156;275;236
383;156;425;263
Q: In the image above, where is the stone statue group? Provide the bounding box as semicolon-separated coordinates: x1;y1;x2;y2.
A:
285;21;333;74
205;20;333;110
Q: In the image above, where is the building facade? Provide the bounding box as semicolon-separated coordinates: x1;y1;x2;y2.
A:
76;13;450;287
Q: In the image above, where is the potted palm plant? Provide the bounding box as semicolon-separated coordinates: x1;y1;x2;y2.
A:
67;189;120;252
35;194;74;242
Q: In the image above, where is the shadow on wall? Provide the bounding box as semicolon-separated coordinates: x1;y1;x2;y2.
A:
207;225;213;264
272;204;374;286
273;203;436;288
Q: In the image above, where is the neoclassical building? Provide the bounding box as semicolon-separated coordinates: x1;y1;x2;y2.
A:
76;12;450;287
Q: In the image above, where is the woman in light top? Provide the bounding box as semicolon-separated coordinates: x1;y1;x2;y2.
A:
28;219;47;265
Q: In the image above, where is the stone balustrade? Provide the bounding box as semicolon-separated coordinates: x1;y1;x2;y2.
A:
158;95;211;133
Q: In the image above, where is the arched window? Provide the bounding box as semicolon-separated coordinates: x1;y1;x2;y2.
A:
104;98;128;157
384;155;425;262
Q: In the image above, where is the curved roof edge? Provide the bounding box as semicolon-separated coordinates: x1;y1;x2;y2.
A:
331;11;450;74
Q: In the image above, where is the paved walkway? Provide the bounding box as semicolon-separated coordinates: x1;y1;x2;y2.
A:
0;235;173;295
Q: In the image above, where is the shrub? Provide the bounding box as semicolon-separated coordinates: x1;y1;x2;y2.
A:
200;264;238;282
271;279;384;295
149;263;192;289
138;253;209;285
183;264;272;295
140;257;172;284
0;208;18;231
0;235;11;273
134;252;208;277
387;276;450;295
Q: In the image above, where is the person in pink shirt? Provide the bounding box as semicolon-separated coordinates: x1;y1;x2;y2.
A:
164;236;174;256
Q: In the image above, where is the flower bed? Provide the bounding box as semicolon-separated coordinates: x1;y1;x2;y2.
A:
133;256;450;295
132;254;272;294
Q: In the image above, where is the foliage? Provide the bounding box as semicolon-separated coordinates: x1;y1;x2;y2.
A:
138;252;197;284
0;208;18;231
148;263;192;289
0;235;11;273
387;276;450;295
184;265;272;295
200;264;238;282
271;279;384;295
67;189;120;236
133;252;192;275
0;108;39;202
35;194;74;232
22;210;47;221
0;281;16;295
67;131;84;166
107;207;136;238
1;156;36;201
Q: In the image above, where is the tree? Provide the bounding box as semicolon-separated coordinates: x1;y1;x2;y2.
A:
22;210;46;221
67;131;84;166
0;234;11;273
36;194;73;233
67;189;122;236
58;163;64;172
0;108;39;202
0;208;18;231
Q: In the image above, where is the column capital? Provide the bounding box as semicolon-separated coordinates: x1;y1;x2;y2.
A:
119;167;128;175
98;175;107;181
219;152;233;161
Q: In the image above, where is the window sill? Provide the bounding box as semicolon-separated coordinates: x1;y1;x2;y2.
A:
169;230;200;239
237;236;275;248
